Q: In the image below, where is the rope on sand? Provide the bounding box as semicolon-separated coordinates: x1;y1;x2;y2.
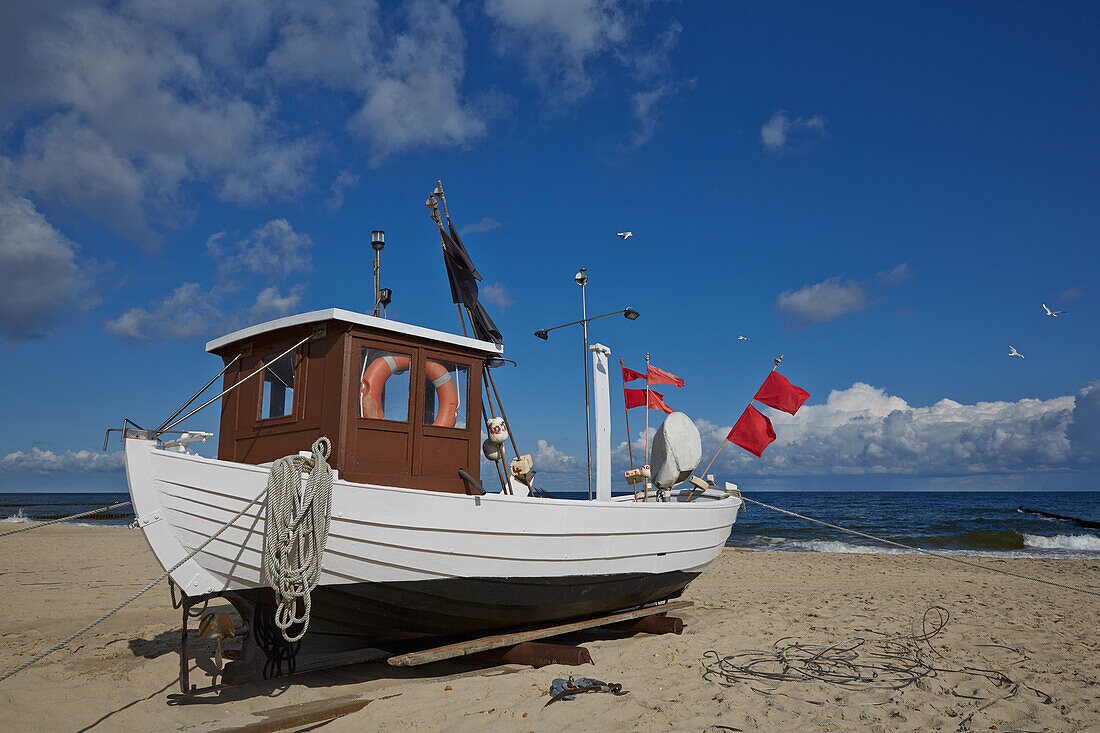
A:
739;496;1100;599
0;487;268;684
701;606;1054;727
0;501;132;538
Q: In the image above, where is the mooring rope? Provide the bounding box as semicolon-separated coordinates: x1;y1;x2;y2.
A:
0;501;132;538
0;486;270;684
262;437;334;643
739;496;1100;599
701;605;1054;725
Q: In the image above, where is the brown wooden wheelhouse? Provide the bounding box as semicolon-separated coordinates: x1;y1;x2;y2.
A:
205;308;501;493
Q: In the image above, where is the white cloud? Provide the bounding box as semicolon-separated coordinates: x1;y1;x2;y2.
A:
1;447;124;474
760;111;826;153
480;282;514;309
775;276;868;328
349;1;494;163
208;219;314;279
105;282;223;342
0;192;88;340
1066;381;1100;468
249;285;305;321
108;218;311;341
460;217;502;235
698;382;1097;478
627;19;684;148
533;439;578;473
4;3;318;241
2;1;503;241
325;170;360;212
877;262;912;287
486;0;632;104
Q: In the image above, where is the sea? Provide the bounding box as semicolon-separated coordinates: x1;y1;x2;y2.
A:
3;491;1098;559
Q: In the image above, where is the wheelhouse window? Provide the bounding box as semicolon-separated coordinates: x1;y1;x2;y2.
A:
423;360;468;429
260;352;296;419
359;348;411;422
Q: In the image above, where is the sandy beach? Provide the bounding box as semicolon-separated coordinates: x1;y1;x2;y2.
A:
1;522;1097;732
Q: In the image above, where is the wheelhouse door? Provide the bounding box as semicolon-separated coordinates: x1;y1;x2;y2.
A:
413;349;481;491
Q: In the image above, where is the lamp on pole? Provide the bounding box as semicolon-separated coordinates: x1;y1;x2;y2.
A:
534;276;640;500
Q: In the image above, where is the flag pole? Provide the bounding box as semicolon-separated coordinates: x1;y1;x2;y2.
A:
427;193;469;337
619;358;635;471
697;355;785;480
644;352;651;501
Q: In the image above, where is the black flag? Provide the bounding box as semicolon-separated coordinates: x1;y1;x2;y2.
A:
439;225;502;347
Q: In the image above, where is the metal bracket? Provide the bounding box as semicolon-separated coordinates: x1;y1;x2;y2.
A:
310;324;327;340
135;510;164;528
239;343;252;357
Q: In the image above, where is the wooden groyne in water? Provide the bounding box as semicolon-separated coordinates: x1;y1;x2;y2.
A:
1018;507;1100;530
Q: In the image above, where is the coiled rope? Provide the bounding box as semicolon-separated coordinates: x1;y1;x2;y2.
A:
739;496;1100;599
262;437;334;643
0;501;132;538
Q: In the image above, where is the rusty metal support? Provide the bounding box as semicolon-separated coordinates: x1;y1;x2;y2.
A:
493;641;593;668
604;614;684;635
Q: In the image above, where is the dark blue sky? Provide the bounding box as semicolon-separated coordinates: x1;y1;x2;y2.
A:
1;1;1097;491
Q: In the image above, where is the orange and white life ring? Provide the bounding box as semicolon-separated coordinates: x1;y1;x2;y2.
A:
424;360;460;428
359;356;459;428
360;355;410;419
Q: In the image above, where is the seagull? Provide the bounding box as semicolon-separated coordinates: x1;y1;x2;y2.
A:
1008;345;1024;359
617;232;633;239
737;336;750;341
1042;303;1065;317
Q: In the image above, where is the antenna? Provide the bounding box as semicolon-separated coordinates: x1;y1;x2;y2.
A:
371;230;387;316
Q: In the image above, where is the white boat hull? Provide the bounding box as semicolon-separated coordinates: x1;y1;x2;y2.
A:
124;438;740;650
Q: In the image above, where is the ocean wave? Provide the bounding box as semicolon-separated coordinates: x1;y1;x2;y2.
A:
0;508;30;522
733;533;1100;558
1023;533;1100;551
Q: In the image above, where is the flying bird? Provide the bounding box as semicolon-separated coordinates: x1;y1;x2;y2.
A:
1042;303;1065;317
737;336;750;341
617;232;633;239
1008;345;1024;359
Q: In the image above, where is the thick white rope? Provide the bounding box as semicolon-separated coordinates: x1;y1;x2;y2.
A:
740;496;1100;599
262;437;334;643
0;485;269;684
0;501;131;538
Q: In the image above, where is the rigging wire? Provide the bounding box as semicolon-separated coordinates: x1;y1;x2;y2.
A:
739;496;1100;599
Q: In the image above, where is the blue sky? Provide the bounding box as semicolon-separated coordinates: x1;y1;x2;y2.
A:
1;1;1097;493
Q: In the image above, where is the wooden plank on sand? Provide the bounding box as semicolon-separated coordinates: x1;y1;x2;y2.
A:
387;601;692;667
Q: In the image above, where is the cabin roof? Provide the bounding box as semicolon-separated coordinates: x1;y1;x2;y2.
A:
205;307;504;355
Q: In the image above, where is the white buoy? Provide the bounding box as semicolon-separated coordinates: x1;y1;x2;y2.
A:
650;412;703;489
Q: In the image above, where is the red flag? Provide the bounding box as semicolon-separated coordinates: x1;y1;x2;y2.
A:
622;366;646;383
624;388;674;413
726;405;776;457
754;371;810;415
646;364;684;388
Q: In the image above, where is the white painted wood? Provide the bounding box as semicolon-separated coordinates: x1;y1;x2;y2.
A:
590;343;612;502
204;308;503;355
124;439;741;594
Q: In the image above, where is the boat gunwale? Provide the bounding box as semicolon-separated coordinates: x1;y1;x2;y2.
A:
146;442;741;513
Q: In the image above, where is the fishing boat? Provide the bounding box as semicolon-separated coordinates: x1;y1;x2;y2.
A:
118;185;741;687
